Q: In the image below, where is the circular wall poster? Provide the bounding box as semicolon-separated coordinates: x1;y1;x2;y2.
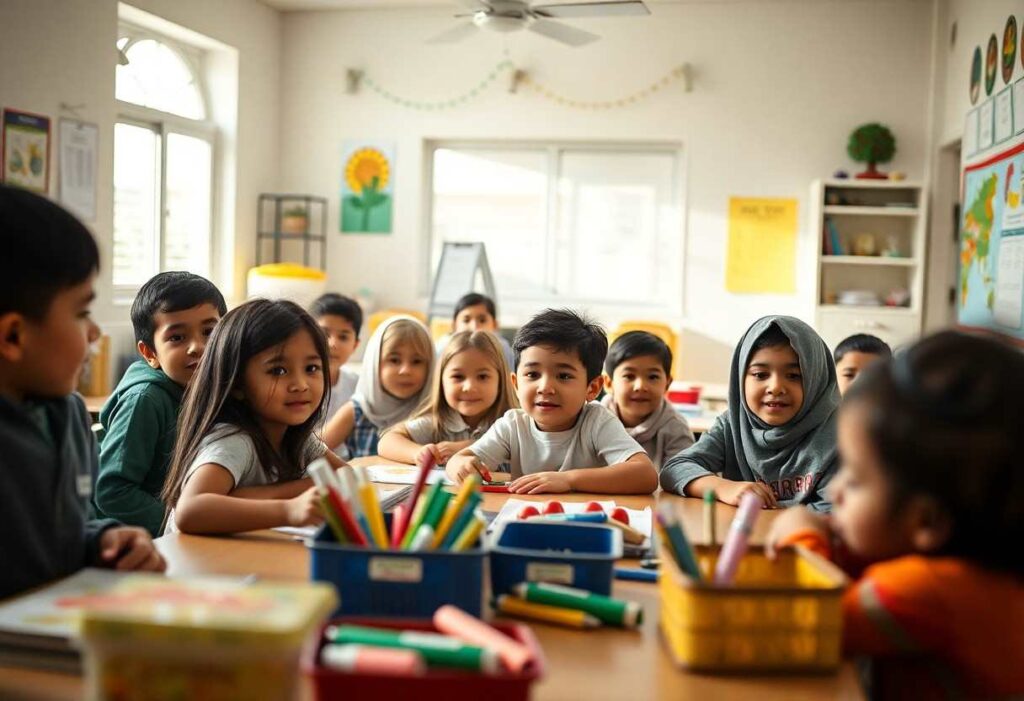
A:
1003;16;1017;85
970;46;981;104
985;33;998;95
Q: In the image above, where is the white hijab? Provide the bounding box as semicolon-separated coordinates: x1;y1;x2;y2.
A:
351;315;434;430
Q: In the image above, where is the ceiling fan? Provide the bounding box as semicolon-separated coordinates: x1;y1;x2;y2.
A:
428;0;650;48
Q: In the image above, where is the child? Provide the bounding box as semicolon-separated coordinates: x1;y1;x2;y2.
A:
94;271;226;536
833;333;891;395
437;293;515;370
767;331;1024;698
322;316;434;458
309;292;362;422
446;309;658;494
378;330;518;465
600;331;695;469
660;316;840;510
161;299;346;535
0;185;163;600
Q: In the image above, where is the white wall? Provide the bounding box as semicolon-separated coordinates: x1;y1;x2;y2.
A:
278;0;935;380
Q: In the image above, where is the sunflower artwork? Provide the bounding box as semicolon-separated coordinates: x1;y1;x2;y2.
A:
341;143;394;233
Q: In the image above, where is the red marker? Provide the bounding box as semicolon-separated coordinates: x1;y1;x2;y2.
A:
481;484;509;493
393;452;435;546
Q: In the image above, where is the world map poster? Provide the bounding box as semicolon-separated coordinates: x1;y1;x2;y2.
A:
959;137;1024;343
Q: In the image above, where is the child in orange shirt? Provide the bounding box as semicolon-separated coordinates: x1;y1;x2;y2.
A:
768;330;1024;699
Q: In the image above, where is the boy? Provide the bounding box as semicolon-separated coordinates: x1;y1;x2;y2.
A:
446;309;658;494
95;271;226;535
309;293;362;421
601;331;695;469
0;185;163;600
440;293;515;370
833;333;891;395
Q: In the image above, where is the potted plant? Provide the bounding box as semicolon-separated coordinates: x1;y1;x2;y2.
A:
847;123;896;180
281;205;308;234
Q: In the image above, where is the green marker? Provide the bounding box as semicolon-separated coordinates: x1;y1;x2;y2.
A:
513;582;643;629
440;492;482;549
324;624;499;673
401;481;445;549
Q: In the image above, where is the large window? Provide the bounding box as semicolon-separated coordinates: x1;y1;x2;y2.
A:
112;29;214;292
429;143;683;315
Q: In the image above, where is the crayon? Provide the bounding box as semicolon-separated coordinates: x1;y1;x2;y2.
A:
513;582;643;629
325;624;500;673
714;491;763;585
320;644;425;675
433;604;537;673
494;595;601;629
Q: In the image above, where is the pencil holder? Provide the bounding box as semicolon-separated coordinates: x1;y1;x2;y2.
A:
489;520;622;597
308;515;485;618
658;543;847;672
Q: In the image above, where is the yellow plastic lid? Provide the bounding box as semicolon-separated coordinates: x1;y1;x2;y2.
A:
248;263;326;281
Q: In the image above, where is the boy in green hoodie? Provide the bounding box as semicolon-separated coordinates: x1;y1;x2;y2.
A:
94;272;226;535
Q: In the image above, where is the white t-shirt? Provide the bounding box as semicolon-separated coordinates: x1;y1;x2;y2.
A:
325;367;358;422
404;413;490;444
164;424;325;534
469;402;643;479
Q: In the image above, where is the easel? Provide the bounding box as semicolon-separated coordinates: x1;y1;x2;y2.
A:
427;242;497;323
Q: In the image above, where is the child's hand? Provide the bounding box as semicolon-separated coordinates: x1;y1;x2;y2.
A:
445;453;486;485
434;442;461;464
508;471;572;494
99;526;166;572
716;479;778;508
765;506;830;559
285;487;324;527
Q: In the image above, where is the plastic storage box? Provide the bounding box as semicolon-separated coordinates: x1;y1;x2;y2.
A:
78;574;336;701
306;617;545;701
489;520;622;597
659;543;848;672
308;518;485;618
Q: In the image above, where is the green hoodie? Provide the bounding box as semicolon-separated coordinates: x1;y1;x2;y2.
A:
95;360;183;535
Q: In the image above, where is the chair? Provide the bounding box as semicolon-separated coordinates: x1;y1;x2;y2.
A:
430;317;453;342
608;321;681;377
366;308;427;337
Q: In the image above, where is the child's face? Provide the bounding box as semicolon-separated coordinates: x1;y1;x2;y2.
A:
744;343;804;426
606;355;671;428
379;338;429;400
0;275;100;400
242;328;325;439
317;314;359;381
139;303;221;386
442;348;500;425
836;351;884;396
454;304;498;334
513;345;602;432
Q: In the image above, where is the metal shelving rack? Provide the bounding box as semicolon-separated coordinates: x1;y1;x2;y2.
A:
256;193;328;268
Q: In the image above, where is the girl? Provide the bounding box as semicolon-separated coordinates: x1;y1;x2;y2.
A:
767;331;1024;699
660;315;840;510
161;299;345;535
378;330;518;465
322;315;434;457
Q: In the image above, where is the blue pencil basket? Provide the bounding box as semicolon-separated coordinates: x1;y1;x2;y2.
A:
489;520;623;596
307;515;485;618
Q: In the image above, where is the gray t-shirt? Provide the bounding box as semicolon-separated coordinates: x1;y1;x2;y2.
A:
469;403;643;479
404;414;490;444
325;367;358;424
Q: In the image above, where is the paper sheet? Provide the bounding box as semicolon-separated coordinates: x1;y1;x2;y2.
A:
725;197;797;293
363;464;453;486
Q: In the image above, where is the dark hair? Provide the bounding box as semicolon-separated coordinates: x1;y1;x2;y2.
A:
605;331;673;376
162;299;330;507
834;333;892;363
513;308;607;382
453;293;497;322
0;185;99;320
748;322;791;357
309;293;363;339
131;271;227;349
844;330;1024;576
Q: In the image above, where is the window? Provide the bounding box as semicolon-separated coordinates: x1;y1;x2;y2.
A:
429;143;683;315
112;29;214;292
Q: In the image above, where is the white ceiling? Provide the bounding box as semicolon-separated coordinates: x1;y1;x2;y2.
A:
259;0;787;11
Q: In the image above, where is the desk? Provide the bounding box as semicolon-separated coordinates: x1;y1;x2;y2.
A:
0;492;863;701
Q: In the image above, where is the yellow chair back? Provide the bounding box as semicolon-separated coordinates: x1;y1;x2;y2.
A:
430;317;453;341
367;308;427;337
608;321;681;377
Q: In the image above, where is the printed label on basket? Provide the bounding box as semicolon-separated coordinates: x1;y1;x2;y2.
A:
525;562;574;584
368;557;423;583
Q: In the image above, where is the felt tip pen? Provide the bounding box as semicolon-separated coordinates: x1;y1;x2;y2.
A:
714;491;763;585
433;474;480;547
540;511;608;524
513;582;643;629
614;567;658;583
481;484;509;493
494;595;602;629
433;604;537;673
401;481;444;549
451;513;485;552
320;643;425;675
440;492;482;549
324;624;500;673
704;490;717;546
655;502;702;581
409;523;435;551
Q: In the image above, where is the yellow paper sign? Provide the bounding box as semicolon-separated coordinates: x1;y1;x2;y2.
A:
725;198;797;293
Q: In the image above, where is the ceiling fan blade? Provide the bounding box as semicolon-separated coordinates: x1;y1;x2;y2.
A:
527;18;600;46
426;21;480;44
532;1;649;18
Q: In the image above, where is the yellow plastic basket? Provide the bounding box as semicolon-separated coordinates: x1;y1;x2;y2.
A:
659;543;848;673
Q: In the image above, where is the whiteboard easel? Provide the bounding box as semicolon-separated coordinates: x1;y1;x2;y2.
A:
428;242;497;322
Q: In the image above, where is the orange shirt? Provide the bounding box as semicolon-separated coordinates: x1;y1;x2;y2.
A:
783;529;1024;699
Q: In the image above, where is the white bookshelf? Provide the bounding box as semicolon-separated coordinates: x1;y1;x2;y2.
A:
812;179;927;351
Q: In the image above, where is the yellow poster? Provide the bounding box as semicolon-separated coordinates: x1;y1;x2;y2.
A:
725;197;797;293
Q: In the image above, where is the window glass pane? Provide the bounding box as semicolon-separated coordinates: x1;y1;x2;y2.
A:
116;39;205;120
164;133;212;276
113;123;160;287
432;149;549;298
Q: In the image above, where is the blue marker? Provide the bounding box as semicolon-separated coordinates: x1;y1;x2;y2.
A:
540;511;608;524
614;567;657;583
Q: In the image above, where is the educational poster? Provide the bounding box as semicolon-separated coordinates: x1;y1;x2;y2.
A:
979;99;995;149
58;119;98;222
995;88;1014;143
725;197;797;294
2;109;50;193
340;141;394;234
1015;78;1024;135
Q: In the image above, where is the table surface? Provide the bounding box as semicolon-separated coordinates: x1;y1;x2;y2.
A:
0;474;861;701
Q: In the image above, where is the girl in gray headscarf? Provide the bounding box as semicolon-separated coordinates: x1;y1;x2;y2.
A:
660;316;840;511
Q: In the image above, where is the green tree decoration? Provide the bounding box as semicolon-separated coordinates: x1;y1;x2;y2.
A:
847;123;896;180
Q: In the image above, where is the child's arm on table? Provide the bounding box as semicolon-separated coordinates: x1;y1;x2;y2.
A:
377;423;424;464
230;450;346;498
508;451;658;495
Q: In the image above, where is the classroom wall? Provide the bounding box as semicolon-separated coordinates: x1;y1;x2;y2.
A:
277;0;935;380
